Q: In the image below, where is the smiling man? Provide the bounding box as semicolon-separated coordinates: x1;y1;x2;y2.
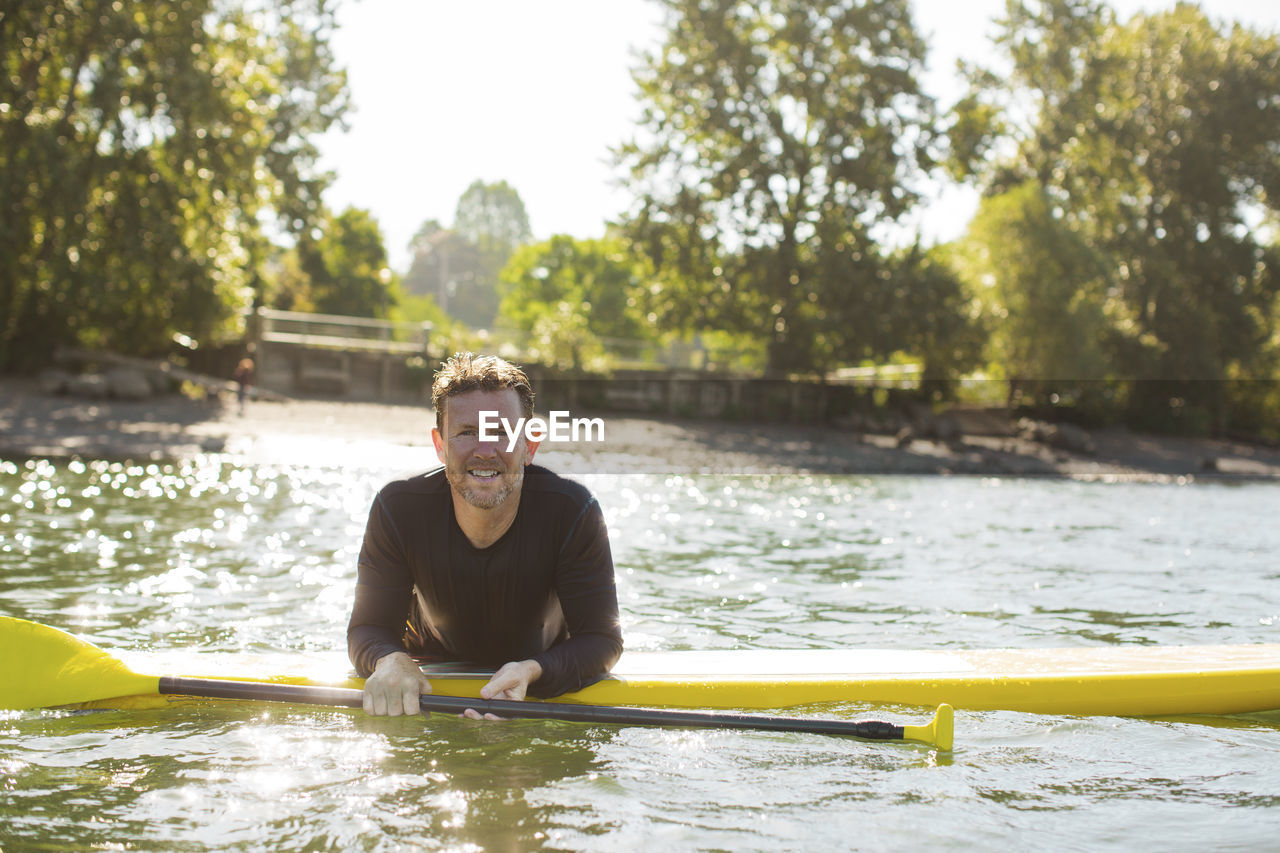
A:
348;353;622;717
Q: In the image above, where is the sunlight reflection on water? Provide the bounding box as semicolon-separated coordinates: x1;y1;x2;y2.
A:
1;454;1279;850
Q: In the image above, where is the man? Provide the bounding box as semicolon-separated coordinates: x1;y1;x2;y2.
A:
233;357;254;414
348;352;622;717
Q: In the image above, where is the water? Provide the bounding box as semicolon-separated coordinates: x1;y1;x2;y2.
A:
2;454;1279;850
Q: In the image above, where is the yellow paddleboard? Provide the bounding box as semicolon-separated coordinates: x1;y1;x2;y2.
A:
100;644;1280;716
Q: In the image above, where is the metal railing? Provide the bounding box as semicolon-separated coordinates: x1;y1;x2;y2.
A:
826;363;923;389
254;307;431;355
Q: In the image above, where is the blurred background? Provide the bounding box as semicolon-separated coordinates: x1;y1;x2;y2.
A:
4;8;1280;846
3;0;1278;438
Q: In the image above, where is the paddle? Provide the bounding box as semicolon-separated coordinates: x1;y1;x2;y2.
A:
0;616;953;750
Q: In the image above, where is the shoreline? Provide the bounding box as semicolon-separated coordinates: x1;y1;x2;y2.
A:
2;378;1279;482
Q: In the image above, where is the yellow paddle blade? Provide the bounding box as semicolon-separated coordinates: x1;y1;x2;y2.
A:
0;616;159;710
902;703;954;751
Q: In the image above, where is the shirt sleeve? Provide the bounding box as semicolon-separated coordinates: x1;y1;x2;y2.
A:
529;498;624;698
347;491;414;677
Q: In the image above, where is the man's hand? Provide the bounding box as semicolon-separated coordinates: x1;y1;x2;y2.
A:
362;651;432;716
462;659;543;721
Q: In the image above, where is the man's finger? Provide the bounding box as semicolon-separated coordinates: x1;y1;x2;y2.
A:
460;708;505;721
400;686;420;716
479;672;519;700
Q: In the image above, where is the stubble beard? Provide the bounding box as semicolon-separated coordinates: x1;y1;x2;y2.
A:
447;459;525;510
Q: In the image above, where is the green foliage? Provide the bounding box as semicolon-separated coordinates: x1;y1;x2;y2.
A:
453;180;532;257
295;207;395;318
884;245;988;389
262;248;315;313
0;0;348;370
951;181;1114;402
618;0;946;374
499;235;650;342
388;289;448;332
696;328;768;374
403;230;493;328
408;218;446;253
962;0;1280;424
399;220;446;302
402;181;533;329
943;76;1009;182
527;301;610;374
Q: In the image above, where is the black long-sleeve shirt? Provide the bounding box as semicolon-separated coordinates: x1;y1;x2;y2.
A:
347;464;622;698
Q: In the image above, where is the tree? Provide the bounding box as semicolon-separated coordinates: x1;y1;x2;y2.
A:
295;207;396;318
453;180;532;257
387;287;448;333
400;218;448;303
951;181;1113;405
884;245;988;391
956;0;1280;427
528;301;610;373
0;0;348;370
263;248;316;313
407;218;446;255
618;0;940;374
402;229;492;326
499;235;650;342
403;180;534;329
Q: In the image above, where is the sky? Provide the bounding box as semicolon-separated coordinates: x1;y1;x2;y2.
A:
316;0;1280;272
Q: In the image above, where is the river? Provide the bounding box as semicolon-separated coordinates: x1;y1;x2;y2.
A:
2;452;1278;850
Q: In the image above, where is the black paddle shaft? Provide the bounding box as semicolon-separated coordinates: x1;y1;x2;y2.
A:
447;694;907;740
158;676;907;741
159;677;366;708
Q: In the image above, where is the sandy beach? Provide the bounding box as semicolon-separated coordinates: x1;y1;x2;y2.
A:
2;377;1279;481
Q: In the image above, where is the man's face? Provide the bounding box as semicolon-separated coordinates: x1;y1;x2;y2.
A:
432;388;537;510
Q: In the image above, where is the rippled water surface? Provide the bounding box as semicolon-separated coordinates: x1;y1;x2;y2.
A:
2;454;1279;851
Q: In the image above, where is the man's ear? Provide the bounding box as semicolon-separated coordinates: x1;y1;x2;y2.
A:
431;426;445;463
524;438;540;463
